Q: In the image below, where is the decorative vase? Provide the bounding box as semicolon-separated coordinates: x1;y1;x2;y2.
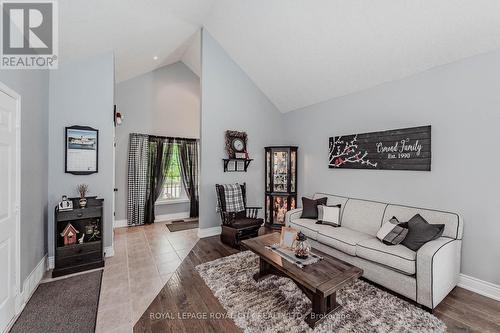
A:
294;231;311;259
79;197;87;208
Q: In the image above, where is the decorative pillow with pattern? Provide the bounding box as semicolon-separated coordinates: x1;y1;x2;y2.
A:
376;216;409;245
316;204;341;227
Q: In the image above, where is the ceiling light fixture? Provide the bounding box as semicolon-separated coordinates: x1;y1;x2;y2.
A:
153;56;158;60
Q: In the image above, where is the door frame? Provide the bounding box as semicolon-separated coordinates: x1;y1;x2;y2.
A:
0;81;22;320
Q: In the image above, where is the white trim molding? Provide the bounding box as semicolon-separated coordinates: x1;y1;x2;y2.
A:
155;212;190;222
198;226;222;238
458;273;500;302
104;246;115;258
48;256;55;270
155;198;190;206
114;219;127;229
14;255;47;318
114;212;191;229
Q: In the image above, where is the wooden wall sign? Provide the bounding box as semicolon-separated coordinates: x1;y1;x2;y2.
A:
329;125;431;171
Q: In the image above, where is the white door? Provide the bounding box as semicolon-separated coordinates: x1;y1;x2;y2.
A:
0;86;20;333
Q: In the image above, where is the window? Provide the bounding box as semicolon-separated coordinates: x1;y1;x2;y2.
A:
159;144;187;202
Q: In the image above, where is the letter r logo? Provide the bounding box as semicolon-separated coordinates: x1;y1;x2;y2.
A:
2;1;53;54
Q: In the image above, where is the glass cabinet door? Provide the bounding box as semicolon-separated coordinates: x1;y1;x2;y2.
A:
273;151;288;192
272;196;288;225
266;151;271;192
290;150;296;192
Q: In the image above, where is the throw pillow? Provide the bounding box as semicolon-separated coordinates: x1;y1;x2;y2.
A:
301;197;328;219
316;205;341;227
401;214;445;251
376;216;408;245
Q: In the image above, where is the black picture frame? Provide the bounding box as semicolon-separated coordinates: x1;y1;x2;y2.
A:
65;125;99;175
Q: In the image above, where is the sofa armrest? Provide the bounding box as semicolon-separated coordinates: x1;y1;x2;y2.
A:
416;237;461;309
285;208;303;226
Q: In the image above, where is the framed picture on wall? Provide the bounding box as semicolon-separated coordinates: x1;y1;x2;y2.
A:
65;125;98;175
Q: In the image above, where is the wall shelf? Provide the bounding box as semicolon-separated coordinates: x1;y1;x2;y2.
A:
223;158;253;172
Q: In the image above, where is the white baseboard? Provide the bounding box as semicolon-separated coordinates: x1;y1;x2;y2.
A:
15;255;47;314
155;212;190;222
48;256;54;270
113;212;191;229
198;226;221;238
104;246;114;258
458;273;500;302
114;219;127;228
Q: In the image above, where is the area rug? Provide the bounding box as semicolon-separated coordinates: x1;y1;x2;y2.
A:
10;270;102;333
195;251;446;333
166;219;198;232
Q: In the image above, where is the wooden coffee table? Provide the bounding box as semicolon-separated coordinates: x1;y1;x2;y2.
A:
241;233;363;328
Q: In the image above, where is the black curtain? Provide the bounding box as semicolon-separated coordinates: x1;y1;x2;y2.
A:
178;140;199;217
144;137;173;224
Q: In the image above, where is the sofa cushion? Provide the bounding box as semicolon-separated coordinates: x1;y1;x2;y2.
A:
317;204;341;227
301;197;328;219
317;226;373;256
288;218;320;240
376;217;408;245
356;238;416;275
341;199;387;236
401;214;445;251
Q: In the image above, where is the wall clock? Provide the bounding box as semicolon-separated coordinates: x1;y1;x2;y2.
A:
225;130;247;158
232;138;245;152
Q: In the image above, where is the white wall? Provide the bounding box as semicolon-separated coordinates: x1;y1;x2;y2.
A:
200;30;286;231
115;61;200;221
0;70;49;283
48;53;115;257
283;50;500;285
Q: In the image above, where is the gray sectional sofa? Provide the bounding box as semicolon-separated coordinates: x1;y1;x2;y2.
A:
285;193;463;309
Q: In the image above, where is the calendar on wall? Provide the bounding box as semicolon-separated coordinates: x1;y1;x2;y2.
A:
65;126;98;175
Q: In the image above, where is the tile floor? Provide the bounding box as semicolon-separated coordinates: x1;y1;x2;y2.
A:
95;222;199;333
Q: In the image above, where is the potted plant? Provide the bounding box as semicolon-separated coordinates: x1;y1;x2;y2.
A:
77;184;89;208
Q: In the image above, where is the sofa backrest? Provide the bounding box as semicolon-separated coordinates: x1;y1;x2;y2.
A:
312;193;349;217
311;193;462;239
383;204;462;239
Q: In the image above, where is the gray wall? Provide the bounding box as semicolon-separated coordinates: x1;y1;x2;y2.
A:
48;53;115;256
200;30;286;230
283;50;500;285
115;62;200;221
0;70;49;284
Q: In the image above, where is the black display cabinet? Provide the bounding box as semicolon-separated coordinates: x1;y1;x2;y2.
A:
53;197;104;277
265;146;298;228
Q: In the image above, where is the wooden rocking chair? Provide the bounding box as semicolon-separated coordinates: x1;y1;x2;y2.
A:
215;183;263;248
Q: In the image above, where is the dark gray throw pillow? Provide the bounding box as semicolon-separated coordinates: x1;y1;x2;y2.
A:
401;214;445;251
301;197;327;219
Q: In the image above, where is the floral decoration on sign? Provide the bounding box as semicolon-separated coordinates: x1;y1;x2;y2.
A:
329;135;378;168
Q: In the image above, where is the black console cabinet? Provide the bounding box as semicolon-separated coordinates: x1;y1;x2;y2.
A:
53;197;105;277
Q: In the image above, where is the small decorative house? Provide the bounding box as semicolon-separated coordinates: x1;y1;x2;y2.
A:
60;223;79;246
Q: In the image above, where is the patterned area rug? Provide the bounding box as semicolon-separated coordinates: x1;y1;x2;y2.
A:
196;251;446;333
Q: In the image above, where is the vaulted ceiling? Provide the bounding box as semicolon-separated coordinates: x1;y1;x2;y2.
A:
60;0;500;112
59;0;211;82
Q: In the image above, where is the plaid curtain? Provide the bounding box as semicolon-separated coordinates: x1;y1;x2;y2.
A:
127;133;149;226
178;140;199;217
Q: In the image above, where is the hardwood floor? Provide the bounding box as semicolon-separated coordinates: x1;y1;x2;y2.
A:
135;234;500;333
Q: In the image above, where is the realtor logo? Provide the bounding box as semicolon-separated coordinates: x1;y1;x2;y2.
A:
1;0;58;69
